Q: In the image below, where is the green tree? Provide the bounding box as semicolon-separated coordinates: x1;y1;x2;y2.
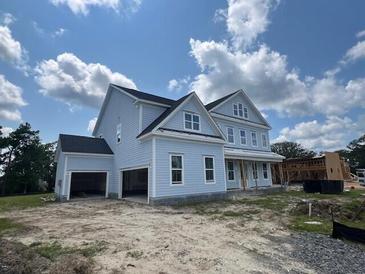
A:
338;134;365;172
271;141;316;159
0;123;56;195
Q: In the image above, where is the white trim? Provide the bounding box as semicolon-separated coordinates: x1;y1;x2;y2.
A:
183;111;201;132
208;89;270;128
139;92;226;141
251;131;258;147
203;156;216;184
139;104;143;133
227;127;235;144
63;152;114;158
169;154;184;186
152;137;156;197
211;112;271;129
116;123;122;144
222;147;227;190
226;160;235;181
141;130;226;144
120;165;150;202
262;162;269;180
261;133;268;148
67;170;109;201
113;84;171;108
62;155;68;197
224;147;285;162
239;129;247;146
243;106;249;119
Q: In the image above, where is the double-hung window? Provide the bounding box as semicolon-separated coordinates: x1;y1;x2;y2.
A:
240;129;247;145
233;104;238;116
204;156;215;183
252;162;258;180
262;163;268;179
251;131;257;147
170;154;183;185
227;160;235;181
227;127;234;143
238;103;243;117
244;107;248;119
184;112;200;131
116;123;121;144
262;134;268;148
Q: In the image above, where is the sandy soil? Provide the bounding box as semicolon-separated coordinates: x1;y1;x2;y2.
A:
0;199;346;273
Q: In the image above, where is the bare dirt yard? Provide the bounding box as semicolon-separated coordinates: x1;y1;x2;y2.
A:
1;190;365;274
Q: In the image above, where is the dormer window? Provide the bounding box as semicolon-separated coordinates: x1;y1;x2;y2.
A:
233;103;248;119
184;112;200;131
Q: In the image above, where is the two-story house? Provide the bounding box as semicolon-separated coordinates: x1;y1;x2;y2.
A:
54;84;284;204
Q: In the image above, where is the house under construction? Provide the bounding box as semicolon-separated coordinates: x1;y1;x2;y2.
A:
271;152;351;184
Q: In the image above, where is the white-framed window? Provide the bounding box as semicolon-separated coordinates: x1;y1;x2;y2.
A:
262;163;268;179
262;134;268;148
240;129;247;145
170;154;184;185
233;104;238;116
244;107;248;119
116;123;121;144
184;112;200;131
251;131;257;147
204;156;215;184
252;162;258;180
238;103;243;117
227;127;234;143
227;160;235;181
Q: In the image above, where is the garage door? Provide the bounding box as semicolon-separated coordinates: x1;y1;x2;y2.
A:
70;172;107;199
122;168;148;198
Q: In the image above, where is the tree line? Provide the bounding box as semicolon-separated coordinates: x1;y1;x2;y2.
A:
0;123;56;196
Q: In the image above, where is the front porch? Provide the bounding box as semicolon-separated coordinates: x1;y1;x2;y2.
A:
224;147;285;191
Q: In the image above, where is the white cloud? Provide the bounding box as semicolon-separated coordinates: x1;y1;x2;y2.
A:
53;27;67;38
1;126;14;137
341;40;365;64
272;116;363;151
1;12;16;25
50;0;142;15
356;30;365;39
222;0;279;49
167;76;190;92
34;52;137;108
0;24;28;73
87;117;97;132
0;74;27;121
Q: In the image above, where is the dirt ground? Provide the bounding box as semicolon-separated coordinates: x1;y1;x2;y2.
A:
1;199;364;274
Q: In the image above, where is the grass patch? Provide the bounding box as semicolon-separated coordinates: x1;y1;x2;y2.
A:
33;241;107;261
289;215;333;234
0;218;24;236
0;193;55;213
126;250;143;259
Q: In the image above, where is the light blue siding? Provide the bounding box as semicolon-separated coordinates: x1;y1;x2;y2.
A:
214;117;270;151
154;137;225;198
142;103;166;131
95;87;152;195
163;98;219;136
213;93;266;125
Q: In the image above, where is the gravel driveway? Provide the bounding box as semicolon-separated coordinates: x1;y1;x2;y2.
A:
2;199;365;273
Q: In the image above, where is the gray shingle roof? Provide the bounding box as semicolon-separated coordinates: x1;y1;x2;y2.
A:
112;84;175;106
59;134;113;155
205;90;240;110
136;93;191;138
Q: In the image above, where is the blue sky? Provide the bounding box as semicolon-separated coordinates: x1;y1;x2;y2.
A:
0;0;364;151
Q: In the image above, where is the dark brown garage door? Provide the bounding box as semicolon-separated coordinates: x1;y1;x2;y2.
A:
122;168;148;197
70;172;107;198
